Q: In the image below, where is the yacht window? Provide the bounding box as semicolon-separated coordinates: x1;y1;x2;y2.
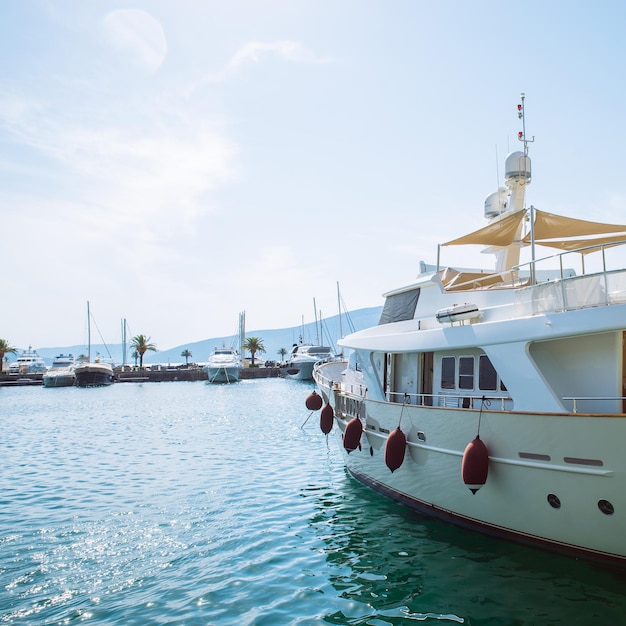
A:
441;357;455;389
478;355;497;391
378;289;420;324
459;357;474;390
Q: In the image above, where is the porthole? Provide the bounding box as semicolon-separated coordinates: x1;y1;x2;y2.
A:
547;493;561;509
598;499;614;516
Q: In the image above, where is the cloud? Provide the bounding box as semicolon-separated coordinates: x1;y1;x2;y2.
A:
193;40;331;88
102;9;168;73
228;40;331;70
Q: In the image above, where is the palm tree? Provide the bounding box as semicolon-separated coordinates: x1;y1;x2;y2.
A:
0;339;17;373
181;349;192;366
130;334;157;369
243;336;266;367
277;347;287;361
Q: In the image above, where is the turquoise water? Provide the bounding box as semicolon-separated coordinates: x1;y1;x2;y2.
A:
2;379;626;625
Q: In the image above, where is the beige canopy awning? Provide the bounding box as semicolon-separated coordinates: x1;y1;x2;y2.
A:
522;210;626;254
443;208;626;255
442;209;526;247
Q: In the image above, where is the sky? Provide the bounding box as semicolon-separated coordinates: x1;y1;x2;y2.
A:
3;0;626;352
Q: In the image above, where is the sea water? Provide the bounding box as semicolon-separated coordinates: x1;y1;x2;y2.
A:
2;379;626;625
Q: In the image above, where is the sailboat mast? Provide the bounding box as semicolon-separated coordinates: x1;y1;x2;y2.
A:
337;282;343;343
313;298;319;344
87;300;91;362
337;281;344;357
121;318;127;366
239;311;245;358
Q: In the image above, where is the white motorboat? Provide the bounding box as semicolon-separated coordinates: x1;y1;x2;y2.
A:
42;353;76;388
8;346;47;374
280;342;334;381
204;347;242;383
312;95;626;568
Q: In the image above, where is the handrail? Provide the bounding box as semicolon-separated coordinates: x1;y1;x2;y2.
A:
563;396;626;414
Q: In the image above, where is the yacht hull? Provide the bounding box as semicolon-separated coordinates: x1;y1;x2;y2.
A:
74;364;114;387
315;361;626;568
279;361;316;381
206;366;240;383
42;372;76;388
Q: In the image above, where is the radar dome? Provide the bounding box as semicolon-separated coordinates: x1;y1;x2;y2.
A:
505;151;531;181
484;187;508;218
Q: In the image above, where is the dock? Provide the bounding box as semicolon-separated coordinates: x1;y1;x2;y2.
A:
0;366;282;387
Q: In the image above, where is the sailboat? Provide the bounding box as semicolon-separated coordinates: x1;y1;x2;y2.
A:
74;301;114;387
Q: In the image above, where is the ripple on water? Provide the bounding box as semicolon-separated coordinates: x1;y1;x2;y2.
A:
2;381;626;625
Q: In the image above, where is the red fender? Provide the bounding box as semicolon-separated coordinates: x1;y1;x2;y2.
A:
384;428;406;472
343;417;363;453
305;390;323;411
320;403;334;434
461;435;489;494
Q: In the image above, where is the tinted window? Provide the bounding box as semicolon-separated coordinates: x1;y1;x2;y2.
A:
441;357;455;389
459;356;474;390
479;355;497;391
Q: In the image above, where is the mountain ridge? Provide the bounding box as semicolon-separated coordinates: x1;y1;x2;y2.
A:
10;306;383;367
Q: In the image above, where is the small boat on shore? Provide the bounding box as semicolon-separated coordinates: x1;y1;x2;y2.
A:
42;354;76;388
312;95;626;568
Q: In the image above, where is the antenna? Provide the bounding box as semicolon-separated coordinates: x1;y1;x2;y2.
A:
517;92;534;154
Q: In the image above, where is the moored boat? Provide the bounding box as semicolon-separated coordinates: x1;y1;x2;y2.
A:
74;301;114;387
9;346;47;374
203;347;242;383
312;95;626;568
42;354;76;388
74;359;114;387
279;342;334;381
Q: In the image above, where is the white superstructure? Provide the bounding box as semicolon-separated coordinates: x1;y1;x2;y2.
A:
9;347;47;374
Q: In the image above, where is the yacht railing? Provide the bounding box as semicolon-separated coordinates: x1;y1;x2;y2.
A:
563;396;626;414
387;391;511;411
439;240;626;317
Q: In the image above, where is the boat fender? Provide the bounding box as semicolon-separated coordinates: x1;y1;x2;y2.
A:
305;390;323;411
461;435;489;494
320;403;334;434
384;428;406;472
343;417;363;453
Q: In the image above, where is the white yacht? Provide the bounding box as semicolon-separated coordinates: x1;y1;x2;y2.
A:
312;95;626;568
204;347;242;383
42;354;76;388
279;342;334;381
8;347;47;374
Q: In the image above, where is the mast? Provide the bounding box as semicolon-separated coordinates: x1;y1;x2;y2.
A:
517;93;536;284
239;311;245;358
121;318;127;366
313;298;319;344
87;300;91;362
337;281;344;357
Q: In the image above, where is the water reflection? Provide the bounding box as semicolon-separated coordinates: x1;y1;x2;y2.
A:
307;464;626;625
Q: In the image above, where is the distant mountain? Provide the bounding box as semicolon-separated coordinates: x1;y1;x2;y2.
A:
15;306;383;367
